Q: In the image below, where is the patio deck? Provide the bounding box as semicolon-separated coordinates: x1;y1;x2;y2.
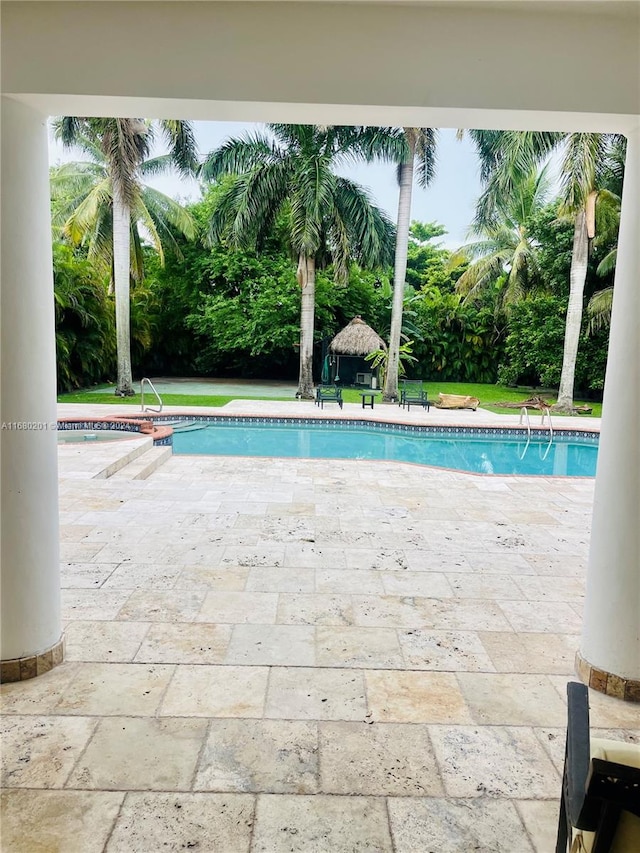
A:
2;402;636;852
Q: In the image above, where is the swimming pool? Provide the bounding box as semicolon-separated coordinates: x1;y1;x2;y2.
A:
171;418;598;477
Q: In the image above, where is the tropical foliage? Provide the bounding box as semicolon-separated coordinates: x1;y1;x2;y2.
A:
53;117;197;395
200;124;395;397
51;120;621;404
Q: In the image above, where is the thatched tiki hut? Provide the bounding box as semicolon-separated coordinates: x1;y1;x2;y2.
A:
329;316;386;388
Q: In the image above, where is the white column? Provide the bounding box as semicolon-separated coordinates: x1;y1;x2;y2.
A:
1;98;62;672
580;125;640;690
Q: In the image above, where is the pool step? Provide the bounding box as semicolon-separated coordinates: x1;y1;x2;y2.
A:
92;437;154;480
163;420;206;432
110;445;173;480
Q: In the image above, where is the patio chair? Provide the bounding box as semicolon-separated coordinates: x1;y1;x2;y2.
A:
399;380;430;411
315;385;343;409
556;681;640;853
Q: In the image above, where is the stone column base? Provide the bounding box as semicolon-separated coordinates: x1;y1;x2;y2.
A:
1;637;64;683
576;651;640;702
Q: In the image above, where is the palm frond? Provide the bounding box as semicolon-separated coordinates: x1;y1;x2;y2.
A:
63;179;112;244
201;133;284;181
413;128;438;188
332;177;395;269
596;249;617;277
559;132;610;213
587;286;613;332
158;119;199;176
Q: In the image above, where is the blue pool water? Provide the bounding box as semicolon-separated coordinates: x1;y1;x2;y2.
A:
171;420;598;477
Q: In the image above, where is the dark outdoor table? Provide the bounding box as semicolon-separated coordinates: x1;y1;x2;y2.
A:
359;391;379;409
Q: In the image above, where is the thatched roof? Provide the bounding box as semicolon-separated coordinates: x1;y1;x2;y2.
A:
329;316;386;356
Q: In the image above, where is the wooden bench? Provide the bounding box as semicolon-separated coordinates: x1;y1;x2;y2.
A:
315;385;343;409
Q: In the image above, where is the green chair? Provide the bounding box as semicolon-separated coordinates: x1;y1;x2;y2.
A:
399;380;430;411
315;385;343;409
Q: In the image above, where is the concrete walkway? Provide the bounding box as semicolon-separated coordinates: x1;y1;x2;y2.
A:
3;402;635;853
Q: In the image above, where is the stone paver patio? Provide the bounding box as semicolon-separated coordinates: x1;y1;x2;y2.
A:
2;402;637;852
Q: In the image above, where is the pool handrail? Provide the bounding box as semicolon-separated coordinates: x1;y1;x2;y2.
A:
518;407;531;460
141;378;163;413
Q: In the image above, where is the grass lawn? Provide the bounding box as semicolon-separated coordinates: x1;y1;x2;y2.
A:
58;382;602;418
341;383;602;417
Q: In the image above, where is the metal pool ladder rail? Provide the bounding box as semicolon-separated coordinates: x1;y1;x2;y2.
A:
518;407;531;459
141;378;163;413
539;407;554;460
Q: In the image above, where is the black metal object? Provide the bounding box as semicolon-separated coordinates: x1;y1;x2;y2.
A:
556;681;640;852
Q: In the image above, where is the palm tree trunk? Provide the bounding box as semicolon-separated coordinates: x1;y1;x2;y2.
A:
554;207;589;412
296;253;316;399
112;185;134;396
383;151;414;402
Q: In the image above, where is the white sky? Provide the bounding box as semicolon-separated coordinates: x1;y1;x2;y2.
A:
48;121;487;249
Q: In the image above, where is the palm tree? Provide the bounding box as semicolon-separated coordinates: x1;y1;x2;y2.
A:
355;128;437;401
466;129;624;411
452;163;551;311
553;133;622;411
200;124;395;398
53;118;197;395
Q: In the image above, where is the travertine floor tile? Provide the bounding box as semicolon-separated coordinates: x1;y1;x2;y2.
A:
284;544;347;569
54;663;174;716
365;671;473;724
106;792;255;853
315;568;385;594
0;789;124;853
388;796;535;852
101;562;182;589
316;626;403;669
479;631;579;675
515;799;561;853
447;573;523;599
134;622;232;664
160;664;268;717
221;544;285;567
1;716;96;788
343;548;409;571
60;562;117;588
380;570;454;598
62;589;132;620
175;564;249;590
457;673;568;726
64;620;149;662
194;719;318;793
251;794;393;852
226;625;315;666
429;725;560;798
277;593;354;626
548;677;640;729
265;667;366;721
0;663;80;714
116;589;206;622
319;721;443;796
513;575;585;602
197;590;278;624
398;629;495;671
498;600;582;633
67;717;207;790
246;566;315;592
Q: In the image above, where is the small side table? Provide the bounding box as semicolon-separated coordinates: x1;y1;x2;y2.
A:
359;391;379;409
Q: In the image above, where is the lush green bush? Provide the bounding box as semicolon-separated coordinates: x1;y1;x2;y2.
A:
53;243;116;392
412;288;502;383
497;294;608;394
